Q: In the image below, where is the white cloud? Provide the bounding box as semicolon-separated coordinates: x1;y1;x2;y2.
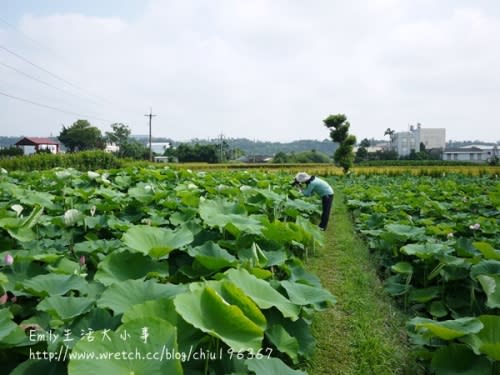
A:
0;0;499;142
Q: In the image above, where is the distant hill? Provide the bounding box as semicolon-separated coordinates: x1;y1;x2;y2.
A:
136;137;338;156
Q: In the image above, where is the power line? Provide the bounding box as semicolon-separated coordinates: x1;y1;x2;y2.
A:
0;60;104;105
0;43;134;113
0;89;114;123
0;19;146;118
0;44;93;96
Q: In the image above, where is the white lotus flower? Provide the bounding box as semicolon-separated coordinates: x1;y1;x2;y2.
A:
64;209;82;226
447;233;454;239
0;168;7;174
469;223;481;231
55;170;71;179
87;171;100;179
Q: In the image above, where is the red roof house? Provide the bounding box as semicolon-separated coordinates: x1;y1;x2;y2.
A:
15;137;60;154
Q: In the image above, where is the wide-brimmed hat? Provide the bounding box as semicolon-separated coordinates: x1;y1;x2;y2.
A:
295;172;311;183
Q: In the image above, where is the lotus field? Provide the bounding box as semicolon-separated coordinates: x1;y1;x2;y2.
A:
0;167;335;375
344;174;500;374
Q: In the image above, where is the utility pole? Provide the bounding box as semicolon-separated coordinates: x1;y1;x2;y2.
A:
144;108;156;162
218;132;224;163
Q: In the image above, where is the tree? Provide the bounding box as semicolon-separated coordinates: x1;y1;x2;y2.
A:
119;139;150;159
323;114;356;173
360;138;371;148
354;139;369;163
384;128;395;149
272;151;289;163
174;143;218;163
58;120;105;152
105;123;131;147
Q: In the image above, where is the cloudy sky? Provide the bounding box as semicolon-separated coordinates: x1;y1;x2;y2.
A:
1;0;499;142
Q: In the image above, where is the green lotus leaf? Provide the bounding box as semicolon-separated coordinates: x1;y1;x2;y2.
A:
0;309;19;342
199;198;263;236
262;220;299;243
431;343;491;375
122;298;204;354
37;296;95;321
385;224;426;239
174;286;264;351
10;360;67;375
224;268;299;321
473;242;500;261
461;315;500;360
265;325;300;363
97;279;186;315
471;260;500;278
401;243;453;260
281;280;336;308
410;317;483;340
122;225;193;258
219;280;267;330
95;250;168;286
122;299;177;324
391;262;413;274
22;274;88;297
428;301;448;318
409;286;441;303
477;275;500;309
245;357;307;375
187;241;237;270
68;318;182;375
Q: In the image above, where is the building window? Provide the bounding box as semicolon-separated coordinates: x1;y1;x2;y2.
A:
470;153;474;160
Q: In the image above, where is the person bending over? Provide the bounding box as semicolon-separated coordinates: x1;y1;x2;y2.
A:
292;172;334;230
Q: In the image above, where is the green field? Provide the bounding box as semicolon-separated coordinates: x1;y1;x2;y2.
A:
0;166;499;374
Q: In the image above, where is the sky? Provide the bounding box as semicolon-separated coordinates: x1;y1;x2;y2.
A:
1;0;499;143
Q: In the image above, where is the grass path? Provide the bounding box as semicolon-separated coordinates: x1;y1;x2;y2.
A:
306;187;420;375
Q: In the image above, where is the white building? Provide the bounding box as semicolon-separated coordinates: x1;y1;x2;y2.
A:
392;124;446;156
442;145;498;163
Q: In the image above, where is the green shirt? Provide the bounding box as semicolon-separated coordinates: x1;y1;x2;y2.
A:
303;177;333;197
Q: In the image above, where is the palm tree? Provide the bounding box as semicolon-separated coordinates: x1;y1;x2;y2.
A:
384;128;395;149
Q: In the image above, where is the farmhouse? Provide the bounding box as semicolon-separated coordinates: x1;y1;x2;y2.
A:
15;137;60;154
442;144;498;163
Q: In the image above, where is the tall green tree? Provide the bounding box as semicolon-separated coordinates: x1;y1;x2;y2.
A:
355;138;370;163
323;114;356;173
58;120;105;152
105;123;131;147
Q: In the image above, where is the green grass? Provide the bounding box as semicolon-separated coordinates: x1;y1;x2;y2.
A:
306;185;422;375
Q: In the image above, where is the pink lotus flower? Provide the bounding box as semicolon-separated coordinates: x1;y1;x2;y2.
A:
0;293;7;304
4;254;14;265
79;255;86;267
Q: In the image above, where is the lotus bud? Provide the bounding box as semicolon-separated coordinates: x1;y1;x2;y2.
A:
79;255;86;267
447;233;454;239
4;253;14;266
0;294;7;304
90;205;96;217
